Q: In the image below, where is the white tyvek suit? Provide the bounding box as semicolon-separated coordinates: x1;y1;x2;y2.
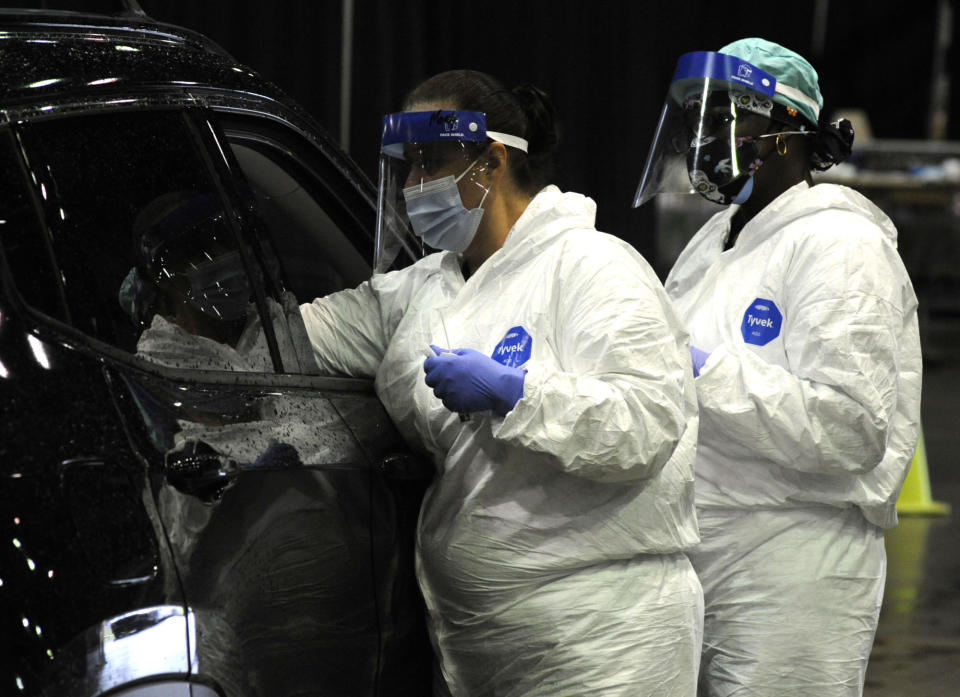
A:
666;181;921;696
302;186;703;697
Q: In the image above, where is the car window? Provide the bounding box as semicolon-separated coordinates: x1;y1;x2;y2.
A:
229;141;371;299
9;110;277;373
0;129;68;322
218;120;375;376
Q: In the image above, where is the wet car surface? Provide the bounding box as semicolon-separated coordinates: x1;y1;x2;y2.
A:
0;6;432;696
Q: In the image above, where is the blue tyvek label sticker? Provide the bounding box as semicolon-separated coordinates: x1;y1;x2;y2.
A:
491;326;532;368
741;298;782;346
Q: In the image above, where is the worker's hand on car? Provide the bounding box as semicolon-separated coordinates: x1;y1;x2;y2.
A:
423;346;526;416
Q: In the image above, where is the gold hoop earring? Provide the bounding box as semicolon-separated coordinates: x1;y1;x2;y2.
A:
776;134;788;156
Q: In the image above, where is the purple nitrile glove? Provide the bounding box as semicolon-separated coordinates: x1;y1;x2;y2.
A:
423;345;526;416
690;345;711;378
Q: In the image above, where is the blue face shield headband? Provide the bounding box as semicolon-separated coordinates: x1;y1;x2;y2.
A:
668;51;819;122
374;110;528;270
634;51;820;208
380;110;529;159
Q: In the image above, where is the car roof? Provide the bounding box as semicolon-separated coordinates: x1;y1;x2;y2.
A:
0;6;377;215
0;8;294;111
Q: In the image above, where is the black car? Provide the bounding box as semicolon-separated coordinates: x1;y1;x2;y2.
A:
0;4;432;696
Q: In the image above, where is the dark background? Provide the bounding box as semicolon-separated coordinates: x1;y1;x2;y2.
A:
3;5;956;690
131;0;958;263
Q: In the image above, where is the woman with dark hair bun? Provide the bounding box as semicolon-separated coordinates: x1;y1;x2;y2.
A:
302;69;703;696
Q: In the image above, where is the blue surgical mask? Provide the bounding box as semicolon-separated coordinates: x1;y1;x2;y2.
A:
731;174;754;205
402;157;490;252
118;266;157;326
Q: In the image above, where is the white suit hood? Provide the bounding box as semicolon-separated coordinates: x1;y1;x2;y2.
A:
748;181;898;245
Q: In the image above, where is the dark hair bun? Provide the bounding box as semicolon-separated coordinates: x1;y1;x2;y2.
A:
811;117;854;171
510;83;560;160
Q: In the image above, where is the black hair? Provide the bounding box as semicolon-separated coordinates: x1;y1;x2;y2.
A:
769;102;854;172
404;69;560;194
810;116;854;171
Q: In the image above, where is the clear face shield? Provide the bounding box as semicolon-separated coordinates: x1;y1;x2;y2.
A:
633;51;816;207
128;193;252;330
374;110;527;274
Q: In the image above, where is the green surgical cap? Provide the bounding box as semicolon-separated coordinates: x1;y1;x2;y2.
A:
719;37;823;126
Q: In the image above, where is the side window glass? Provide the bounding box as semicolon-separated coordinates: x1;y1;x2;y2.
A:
230;142;371;298
0;129;67;321
12;111;274;373
222;128;373;375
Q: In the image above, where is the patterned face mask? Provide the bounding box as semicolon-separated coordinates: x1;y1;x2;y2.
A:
686;134;766;205
728;88;774;118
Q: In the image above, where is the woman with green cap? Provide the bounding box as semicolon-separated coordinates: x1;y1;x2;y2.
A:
634;37;921;696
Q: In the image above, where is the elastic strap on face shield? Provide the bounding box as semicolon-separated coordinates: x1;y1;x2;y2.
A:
774;82;821;121
486;130;529;152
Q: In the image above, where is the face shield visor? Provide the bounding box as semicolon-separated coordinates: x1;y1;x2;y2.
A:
633;51;818;207
135;194;251;323
374;109;527;274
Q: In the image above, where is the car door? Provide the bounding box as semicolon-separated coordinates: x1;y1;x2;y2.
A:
6;105;431;697
1;114;207;697
203;109;434;695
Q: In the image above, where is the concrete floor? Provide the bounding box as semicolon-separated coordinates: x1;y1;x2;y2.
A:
864;365;960;697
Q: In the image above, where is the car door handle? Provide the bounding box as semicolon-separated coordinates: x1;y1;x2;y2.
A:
377;453;432;481
165;440;239;501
